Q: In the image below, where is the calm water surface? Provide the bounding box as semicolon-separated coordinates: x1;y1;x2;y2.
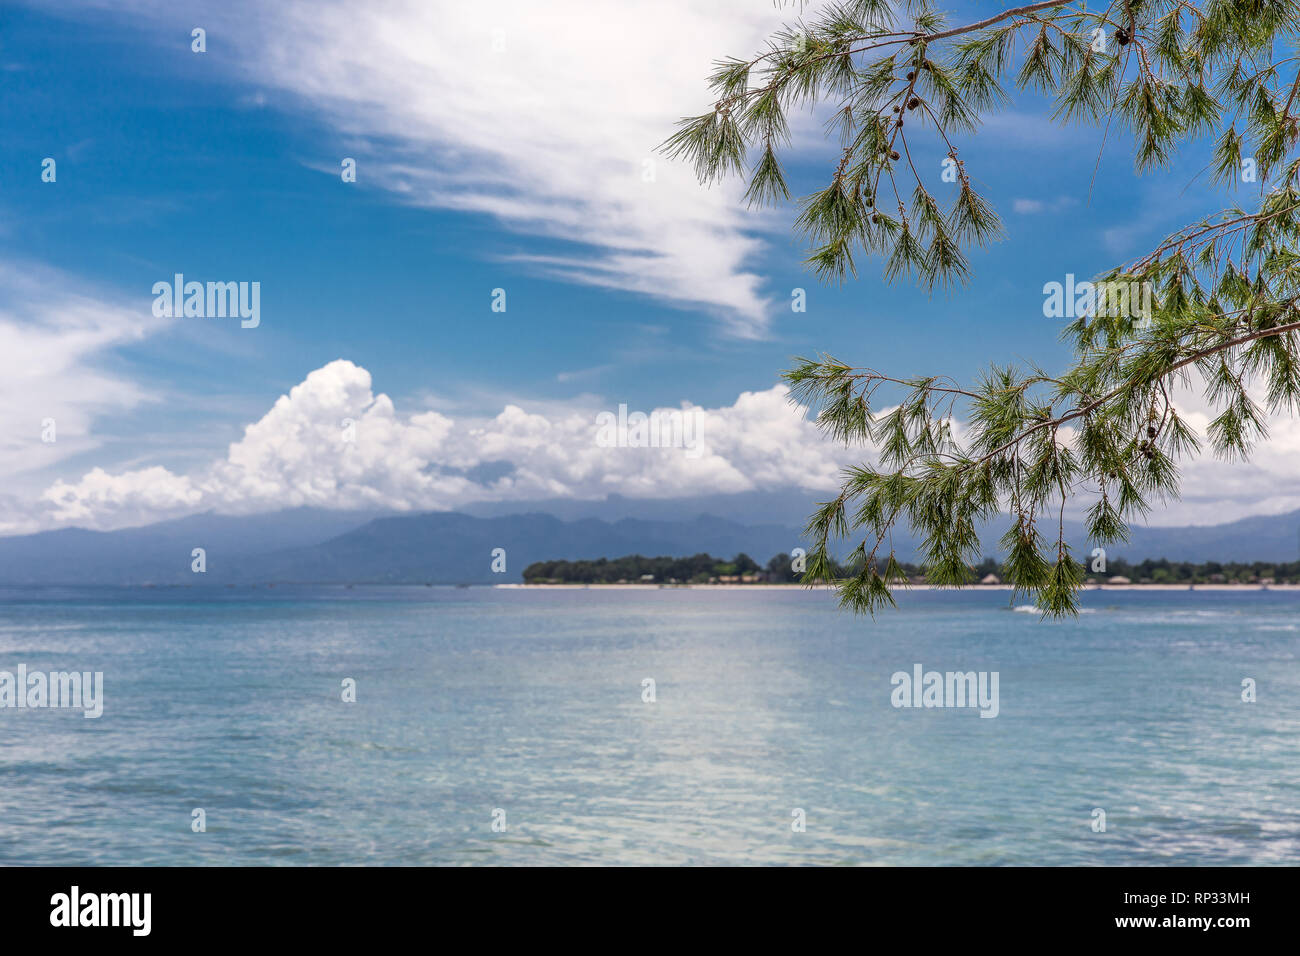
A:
1;586;1297;865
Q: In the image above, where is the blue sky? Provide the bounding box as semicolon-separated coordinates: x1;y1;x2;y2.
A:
1;0;1290;532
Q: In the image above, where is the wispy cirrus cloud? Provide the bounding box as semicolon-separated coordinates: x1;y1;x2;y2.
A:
0;261;160;490
45;0;794;336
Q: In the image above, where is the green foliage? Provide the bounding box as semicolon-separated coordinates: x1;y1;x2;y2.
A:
521;553;777;584
668;0;1300;617
522;551;987;584
1093;556;1300;583
521;552;1300;588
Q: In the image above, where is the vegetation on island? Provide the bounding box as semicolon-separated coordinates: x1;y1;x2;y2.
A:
523;553;1300;585
524;552;776;584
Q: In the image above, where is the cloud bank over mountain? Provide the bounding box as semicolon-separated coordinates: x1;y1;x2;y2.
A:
23;355;1300;535
37;359;858;530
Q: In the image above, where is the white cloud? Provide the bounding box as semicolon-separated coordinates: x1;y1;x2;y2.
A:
0;262;160;497
28;356;1300;532
1151;373;1300;526
40;466;202;527
37;359;859;528
51;0;792;337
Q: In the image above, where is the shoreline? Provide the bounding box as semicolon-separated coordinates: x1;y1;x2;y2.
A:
499;582;1300;591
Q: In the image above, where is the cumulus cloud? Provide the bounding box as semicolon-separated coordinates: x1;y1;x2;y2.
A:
29;356;1300;531
38;360;860;528
1159;374;1300;525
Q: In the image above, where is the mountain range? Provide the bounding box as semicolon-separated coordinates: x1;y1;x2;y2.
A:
0;503;1296;585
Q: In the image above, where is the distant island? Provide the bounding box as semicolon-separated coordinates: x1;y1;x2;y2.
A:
3;507;1300;587
521;553;1300;586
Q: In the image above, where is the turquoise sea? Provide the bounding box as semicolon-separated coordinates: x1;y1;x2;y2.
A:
0;586;1297;866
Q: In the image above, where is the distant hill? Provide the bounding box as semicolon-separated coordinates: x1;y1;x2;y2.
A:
855;511;1300;565
0;509;803;585
462;495;1300;564
0;508;390;586
232;511;802;585
0;504;1296;585
1117;510;1300;563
